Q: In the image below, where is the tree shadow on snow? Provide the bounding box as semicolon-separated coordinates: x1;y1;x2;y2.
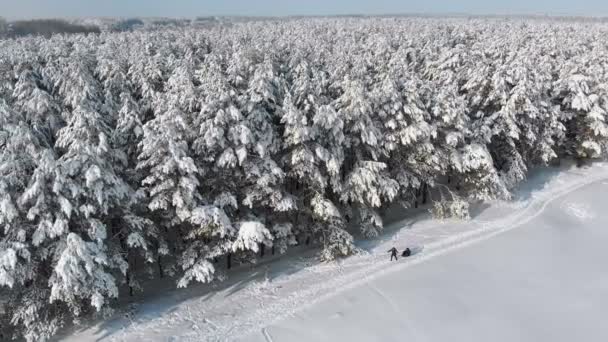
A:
354;204;427;254
55;246;322;342
56;164;581;342
73;208;433;342
409;245;425;256
468;202;491;219
513;163;572;202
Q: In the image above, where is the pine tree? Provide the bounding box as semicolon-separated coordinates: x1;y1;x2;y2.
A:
3;17;608;342
555;73;608;159
11;68;63;144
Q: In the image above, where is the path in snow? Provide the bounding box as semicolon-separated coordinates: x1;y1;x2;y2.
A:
242;175;608;342
61;162;608;342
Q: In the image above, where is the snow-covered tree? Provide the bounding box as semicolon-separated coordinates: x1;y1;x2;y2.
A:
11;68;63;144
3;17;608;341
137;105;199;222
49;233;118;313
555;73;608;159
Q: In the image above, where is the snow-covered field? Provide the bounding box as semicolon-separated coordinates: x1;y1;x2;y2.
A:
243;169;608;342
60;161;608;342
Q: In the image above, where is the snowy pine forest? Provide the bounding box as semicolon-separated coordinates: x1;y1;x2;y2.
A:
1;16;608;341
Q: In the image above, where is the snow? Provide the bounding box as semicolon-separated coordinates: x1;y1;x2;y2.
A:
5;17;608;340
59;161;608;342
242;173;608;342
0;248;18;288
232;221;273;253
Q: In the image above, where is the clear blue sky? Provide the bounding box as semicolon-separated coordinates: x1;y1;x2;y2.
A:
1;0;607;19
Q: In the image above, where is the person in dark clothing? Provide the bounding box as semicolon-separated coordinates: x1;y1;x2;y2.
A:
402;248;411;257
388;247;398;261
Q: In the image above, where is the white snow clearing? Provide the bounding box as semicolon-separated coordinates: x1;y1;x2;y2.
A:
61;162;608;342
242;168;608;342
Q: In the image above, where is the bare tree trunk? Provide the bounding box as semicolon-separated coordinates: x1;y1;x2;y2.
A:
127;254;134;297
227;253;232;270
260;243;265;258
127;269;133;297
422;183;428;204
157;255;164;278
272;245;275;255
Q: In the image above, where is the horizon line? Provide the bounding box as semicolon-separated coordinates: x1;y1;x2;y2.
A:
4;12;608;21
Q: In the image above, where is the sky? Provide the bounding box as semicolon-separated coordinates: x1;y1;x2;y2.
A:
1;0;607;19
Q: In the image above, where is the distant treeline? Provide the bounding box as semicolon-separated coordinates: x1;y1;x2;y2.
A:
0;18;100;38
0;17;7;35
110;18;144;32
0;17;216;38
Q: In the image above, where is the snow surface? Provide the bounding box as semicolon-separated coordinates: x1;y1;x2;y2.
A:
61;162;608;342
243;172;608;342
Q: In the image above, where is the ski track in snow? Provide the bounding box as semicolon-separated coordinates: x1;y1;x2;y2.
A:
561;201;595;221
368;282;402;316
63;163;608;342
261;328;274;342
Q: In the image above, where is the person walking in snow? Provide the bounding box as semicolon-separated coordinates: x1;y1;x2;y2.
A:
388;247;398;261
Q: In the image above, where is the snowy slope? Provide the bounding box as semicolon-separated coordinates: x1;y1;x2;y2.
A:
61;162;608;342
242;173;608;342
